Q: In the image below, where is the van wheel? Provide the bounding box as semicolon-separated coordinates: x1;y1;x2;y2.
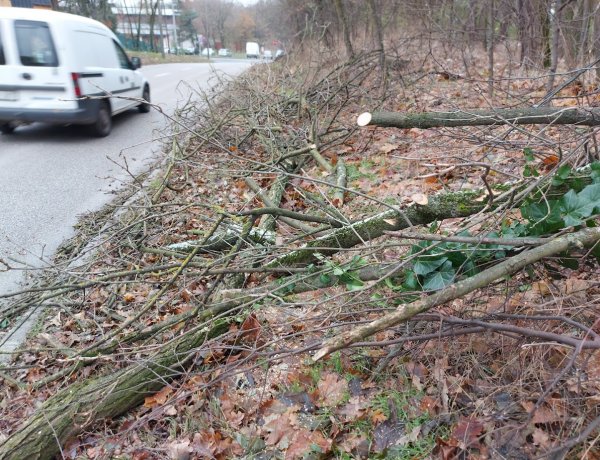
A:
138;86;151;113
0;123;15;135
89;102;112;137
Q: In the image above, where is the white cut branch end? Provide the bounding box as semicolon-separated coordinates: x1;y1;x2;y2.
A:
357;112;372;127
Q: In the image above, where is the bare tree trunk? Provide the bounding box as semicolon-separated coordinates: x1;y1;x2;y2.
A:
366;0;386;89
487;0;495;99
577;0;592;69
333;0;354;59
546;0;562;93
593;1;600;80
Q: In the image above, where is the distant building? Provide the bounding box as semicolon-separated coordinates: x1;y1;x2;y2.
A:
1;0;52;7
112;0;179;52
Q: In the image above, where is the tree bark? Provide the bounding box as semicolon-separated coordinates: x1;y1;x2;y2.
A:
0;318;230;460
333;0;355;59
546;0;562;93
357;107;600;129
267;188;487;268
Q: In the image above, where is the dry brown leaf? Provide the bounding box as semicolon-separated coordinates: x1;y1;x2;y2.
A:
370;409;388;424
450;417;484;448
338;396;366;422
531;280;552;296
123;292;135;303
240;313;261;344
317;372;348;407
521;401;565;424
167;439;191;460
144;385;173;408
164;405;178;416
532;427;551;448
285;429;332;460
263;411;296;446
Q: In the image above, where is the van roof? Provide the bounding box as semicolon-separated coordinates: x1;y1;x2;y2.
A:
0;7;109;30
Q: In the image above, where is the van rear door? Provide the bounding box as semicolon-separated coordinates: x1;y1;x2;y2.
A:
72;31;142;113
0;20;75;111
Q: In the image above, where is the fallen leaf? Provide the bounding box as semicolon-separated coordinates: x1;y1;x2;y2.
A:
450;417;484;448
542;155;559;166
263;411;297;446
191;430;241;458
317;372;348;407
240;313;261;344
371;409;388;424
373;418;406;452
285;429;332;460
167;439;191;460
123;292;135;303
532;427;551;448
338;396;366;422
531;280;552;296
378;143;397;154
144;385;173;408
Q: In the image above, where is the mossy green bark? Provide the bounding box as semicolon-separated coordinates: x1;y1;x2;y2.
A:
267;190;484;268
0;320;229;460
366;107;600;129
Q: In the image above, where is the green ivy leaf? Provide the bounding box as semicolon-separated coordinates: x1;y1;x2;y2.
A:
319;274;331;285
551;164;572;186
413;256;448;276
522;201;563;234
523;164;539;177
561;189;594;227
333;266;345;276
423;261;455;291
523;147;535;162
402;271;420;290
578;183;600;213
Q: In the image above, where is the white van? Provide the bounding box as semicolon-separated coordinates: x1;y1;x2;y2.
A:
0;7;150;137
245;42;259;59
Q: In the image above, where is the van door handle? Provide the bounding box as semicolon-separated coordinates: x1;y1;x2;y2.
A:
21;73;32;80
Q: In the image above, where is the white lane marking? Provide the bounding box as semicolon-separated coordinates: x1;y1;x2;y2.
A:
155;72;171;77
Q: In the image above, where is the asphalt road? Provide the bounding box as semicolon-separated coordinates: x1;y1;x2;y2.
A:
0;59;251;298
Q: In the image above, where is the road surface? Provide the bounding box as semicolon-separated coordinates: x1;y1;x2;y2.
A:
0;59;250;299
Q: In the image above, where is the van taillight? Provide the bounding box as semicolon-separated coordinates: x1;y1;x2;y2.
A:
71;73;81;97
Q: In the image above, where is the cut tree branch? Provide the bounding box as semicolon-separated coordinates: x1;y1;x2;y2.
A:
313;227;600;360
357;107;600;129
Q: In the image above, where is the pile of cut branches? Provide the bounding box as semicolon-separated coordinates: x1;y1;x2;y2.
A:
1;47;600;460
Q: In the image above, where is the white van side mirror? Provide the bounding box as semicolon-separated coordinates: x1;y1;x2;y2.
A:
130;56;141;70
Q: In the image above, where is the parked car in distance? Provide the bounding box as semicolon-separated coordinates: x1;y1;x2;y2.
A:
218;48;232;57
0;7;150;137
263;50;273;60
246;41;259;59
201;47;215;57
275;49;285;58
183;46;196;55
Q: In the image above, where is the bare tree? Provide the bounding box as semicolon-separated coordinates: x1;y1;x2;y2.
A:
333;0;354;59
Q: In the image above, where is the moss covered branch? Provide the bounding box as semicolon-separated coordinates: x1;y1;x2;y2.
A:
357;107;600;129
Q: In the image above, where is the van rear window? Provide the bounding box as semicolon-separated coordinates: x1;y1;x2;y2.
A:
15;20;58;67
